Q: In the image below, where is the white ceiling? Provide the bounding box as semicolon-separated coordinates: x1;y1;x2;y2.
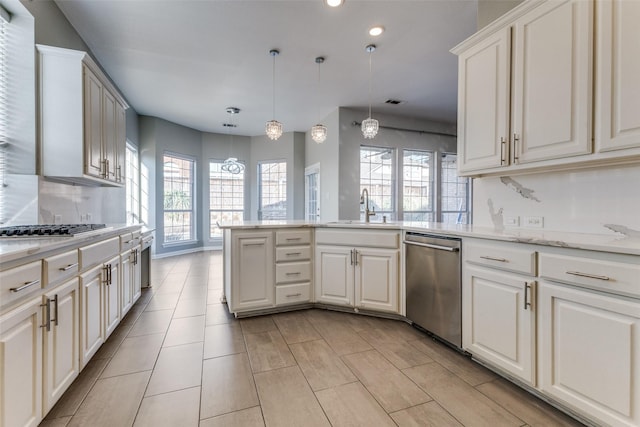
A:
55;0;477;136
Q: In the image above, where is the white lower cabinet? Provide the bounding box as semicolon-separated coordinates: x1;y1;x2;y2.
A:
315;246;354;307
132;247;142;303
538;281;640;427
80;265;104;366
0;297;42;427
103;255;120;339
463;266;535;384
120;248;141;317
315;243;399;314
43;278;80;413
226;231;274;312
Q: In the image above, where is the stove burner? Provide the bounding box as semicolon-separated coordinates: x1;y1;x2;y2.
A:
0;224;107;237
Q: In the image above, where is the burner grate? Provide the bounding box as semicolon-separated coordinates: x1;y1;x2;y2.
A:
0;224;107;237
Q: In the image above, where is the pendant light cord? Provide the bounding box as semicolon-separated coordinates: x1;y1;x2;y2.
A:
272;54;276;120
368;48;373;118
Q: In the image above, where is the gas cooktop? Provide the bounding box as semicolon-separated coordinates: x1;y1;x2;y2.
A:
0;224;107;237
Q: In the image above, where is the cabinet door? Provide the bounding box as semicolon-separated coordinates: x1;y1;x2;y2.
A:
230;232;274;312
104;255;120;338
115;101;127;183
511;0;592;164
314;246;353;307
457;27;511;173
102;90;117;181
596;0;640;152
120;250;133;317
0;298;42;427
83;67;103;178
538;282;640;427
463;266;535;384
80;265;104;367
354;248;398;313
43;278;80;413
132;248;142;304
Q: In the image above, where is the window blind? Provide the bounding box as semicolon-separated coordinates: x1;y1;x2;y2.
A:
0;7;10;224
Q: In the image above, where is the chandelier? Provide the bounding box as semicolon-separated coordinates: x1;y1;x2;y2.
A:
311;56;327;143
362;44;379;139
265;49;283;140
222;107;245;174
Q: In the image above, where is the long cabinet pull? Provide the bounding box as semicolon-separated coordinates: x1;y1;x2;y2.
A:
354;249;359;266
286;293;302;298
286;252;302;256
350;249;354;266
10;280;40;292
244;242;265;247
51;294;59;326
513;133;520;163
479;255;507;262
41;299;51;331
285;237;302;241
59;263;79;272
566;271;610;281
285;272;301;276
404;240;460;252
500;137;507;165
524;282;532;310
103;264;111;285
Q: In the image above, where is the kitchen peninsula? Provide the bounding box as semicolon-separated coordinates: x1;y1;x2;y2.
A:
220;220;640;427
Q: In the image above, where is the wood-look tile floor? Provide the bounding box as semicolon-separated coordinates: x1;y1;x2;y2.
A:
41;251;585;427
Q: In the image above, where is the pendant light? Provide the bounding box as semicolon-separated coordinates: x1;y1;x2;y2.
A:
222;107;245;174
311;56;327;144
265;49;283;141
361;44;379;139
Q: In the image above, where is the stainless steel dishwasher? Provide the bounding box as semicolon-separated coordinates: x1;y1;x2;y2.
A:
404;232;462;348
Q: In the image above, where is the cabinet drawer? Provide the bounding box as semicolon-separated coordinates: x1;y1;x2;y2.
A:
119;232;140;251
275;246;311;262
275;261;311;284
275;229;312;246
465;241;536;275
275;283;311;305
43;249;79;285
316;229;399;249
0;261;42;307
539;252;640;298
79;237;119;270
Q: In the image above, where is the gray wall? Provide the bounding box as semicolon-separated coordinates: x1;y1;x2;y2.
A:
477;0;524;28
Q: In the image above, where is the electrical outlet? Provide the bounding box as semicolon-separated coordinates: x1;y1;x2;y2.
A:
505;216;520;227
54;214;62;224
86;213;92;222
80;214;86;223
524;216;544;228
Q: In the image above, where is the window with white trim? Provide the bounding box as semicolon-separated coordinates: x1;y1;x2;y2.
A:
258;161;287;220
163;153;195;243
440;153;470;224
402;149;434;221
125;143;140;224
209;160;244;238
360;146;395;220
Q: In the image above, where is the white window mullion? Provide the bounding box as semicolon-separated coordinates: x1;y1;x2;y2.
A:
0;9;10;224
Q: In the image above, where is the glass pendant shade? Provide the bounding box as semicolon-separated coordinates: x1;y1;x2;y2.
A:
361;117;379;139
265;119;283;140
311;124;327;143
221;157;244;174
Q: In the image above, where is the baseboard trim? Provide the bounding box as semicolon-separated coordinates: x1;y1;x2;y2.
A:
152;246;222;259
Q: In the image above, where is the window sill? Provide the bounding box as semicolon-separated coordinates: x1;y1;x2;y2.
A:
162;239;198;248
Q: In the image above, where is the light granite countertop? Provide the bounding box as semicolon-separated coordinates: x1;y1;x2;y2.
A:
219;220;640;256
0;224;152;267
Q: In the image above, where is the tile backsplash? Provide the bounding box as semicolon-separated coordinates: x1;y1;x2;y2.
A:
472;164;640;236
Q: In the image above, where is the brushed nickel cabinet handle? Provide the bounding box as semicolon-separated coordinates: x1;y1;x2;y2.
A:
40;298;51;331
286;293;302;298
10;280;40;292
524;282;532;310
59;263;79;272
285;237;302;241
513;133;520;163
480;255;507;262
51;294;59;326
286;252;302;256
285;272;301;276
566;271;610;281
500;137;507;165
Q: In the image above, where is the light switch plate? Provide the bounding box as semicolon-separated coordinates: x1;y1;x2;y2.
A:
524;216;544;228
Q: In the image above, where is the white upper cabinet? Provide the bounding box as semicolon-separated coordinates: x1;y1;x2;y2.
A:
457;27;512;173
595;0;640;152
38;45;128;186
511;0;592;164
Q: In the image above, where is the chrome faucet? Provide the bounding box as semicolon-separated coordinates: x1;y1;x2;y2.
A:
360;188;376;223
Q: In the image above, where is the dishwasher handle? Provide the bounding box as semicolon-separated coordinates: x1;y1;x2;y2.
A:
403;240;460;252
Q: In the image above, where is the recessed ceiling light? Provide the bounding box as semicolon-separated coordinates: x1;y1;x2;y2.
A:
369;26;385;36
325;0;344;7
